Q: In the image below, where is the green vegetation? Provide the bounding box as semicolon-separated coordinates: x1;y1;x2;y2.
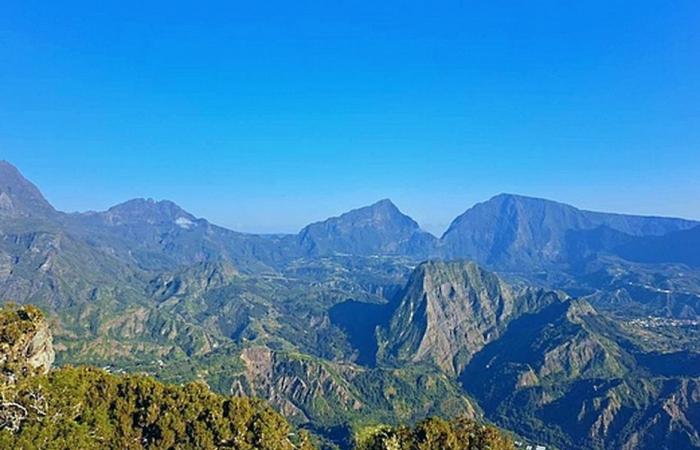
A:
0;305;313;450
0;366;313;450
355;417;514;450
1;305;517;450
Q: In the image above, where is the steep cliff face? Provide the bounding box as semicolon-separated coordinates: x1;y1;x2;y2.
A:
379;260;562;375
0;305;55;376
234;346;362;423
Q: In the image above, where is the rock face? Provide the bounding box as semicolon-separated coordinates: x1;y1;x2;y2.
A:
24;319;55;373
0;305;55;375
234;346;361;423
380;260;563;375
298;199;437;258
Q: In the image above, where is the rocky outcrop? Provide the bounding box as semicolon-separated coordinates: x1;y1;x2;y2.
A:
0;305;55;376
379;260;562;375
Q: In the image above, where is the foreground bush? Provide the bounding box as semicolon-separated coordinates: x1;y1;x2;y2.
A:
356;417;514;450
0;365;314;449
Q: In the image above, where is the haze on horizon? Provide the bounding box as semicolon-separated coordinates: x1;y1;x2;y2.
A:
1;1;699;234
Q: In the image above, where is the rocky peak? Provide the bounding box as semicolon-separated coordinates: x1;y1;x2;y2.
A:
305;199;420;233
0;161;56;218
380;260;562;375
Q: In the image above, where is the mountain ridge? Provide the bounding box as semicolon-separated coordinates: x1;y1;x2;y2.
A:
3;159;700;316
438;193;698;270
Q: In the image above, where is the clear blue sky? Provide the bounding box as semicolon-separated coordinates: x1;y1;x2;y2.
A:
1;1;699;234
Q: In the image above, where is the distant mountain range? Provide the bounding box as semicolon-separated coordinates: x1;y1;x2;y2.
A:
2;160;696;274
2;159;700;450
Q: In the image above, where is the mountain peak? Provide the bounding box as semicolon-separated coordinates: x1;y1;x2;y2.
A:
338;198;406;222
0;160;55;218
103;198;198;226
381;259;561;375
297;200;436;257
369;198;399;209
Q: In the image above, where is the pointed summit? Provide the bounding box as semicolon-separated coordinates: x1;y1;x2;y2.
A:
339;198;417;228
298;199;436;257
0;161;56;218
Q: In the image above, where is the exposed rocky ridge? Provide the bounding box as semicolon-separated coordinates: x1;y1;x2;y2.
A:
235;346;362;423
379;260;564;375
461;299;632;392
234;346;477;430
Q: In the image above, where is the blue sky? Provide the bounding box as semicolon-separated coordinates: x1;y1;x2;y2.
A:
1;1;699;234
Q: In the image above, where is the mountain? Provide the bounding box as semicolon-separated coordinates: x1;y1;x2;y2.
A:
63;197;293;273
376;260;700;449
96;198;198;226
1;303;515;450
0;161;56;219
439;194;698;271
460;297;700;450
379;260;564;375
613;225;700;267
298;199;436;258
